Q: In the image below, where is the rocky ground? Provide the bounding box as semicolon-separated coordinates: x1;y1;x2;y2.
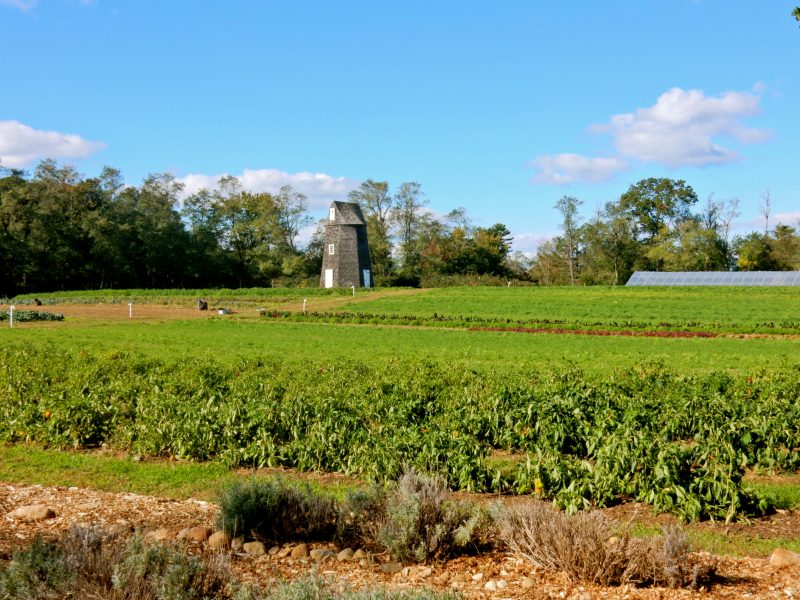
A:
3;482;800;599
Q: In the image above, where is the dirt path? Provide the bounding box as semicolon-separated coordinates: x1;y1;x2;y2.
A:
3;482;800;599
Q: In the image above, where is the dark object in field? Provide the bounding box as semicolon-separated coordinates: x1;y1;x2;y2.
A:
197;299;208;311
34;298;42;306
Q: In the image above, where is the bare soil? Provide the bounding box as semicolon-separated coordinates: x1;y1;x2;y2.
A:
3;482;800;599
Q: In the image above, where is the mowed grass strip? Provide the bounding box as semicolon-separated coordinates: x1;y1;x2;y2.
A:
2;317;800;374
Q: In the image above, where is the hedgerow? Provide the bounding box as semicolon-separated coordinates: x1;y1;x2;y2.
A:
3;345;800;521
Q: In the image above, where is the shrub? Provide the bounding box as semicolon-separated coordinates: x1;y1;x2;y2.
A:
336;484;387;550
0;526;242;600
217;477;337;542
496;501;715;588
264;575;459;600
376;468;492;562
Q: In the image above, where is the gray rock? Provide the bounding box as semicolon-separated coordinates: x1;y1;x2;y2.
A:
471;573;484;582
269;545;281;555
291;543;309;559
419;567;433;578
337;548;355;561
520;578;536;590
352;549;368;560
231;537;245;552
207;531;229;550
484;581;497;592
770;548;800;568
147;528;172;541
310;548;335;561
244;541;266;557
381;562;403;574
496;580;508;590
187;526;211;542
11;505;55;521
176;528;190;540
277;546;292;558
401;566;418;577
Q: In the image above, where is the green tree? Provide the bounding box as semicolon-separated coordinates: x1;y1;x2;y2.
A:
793;6;800;24
617;178;699;244
392;181;429;279
554;195;583;285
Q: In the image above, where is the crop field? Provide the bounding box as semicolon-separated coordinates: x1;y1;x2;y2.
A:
2;285;800;523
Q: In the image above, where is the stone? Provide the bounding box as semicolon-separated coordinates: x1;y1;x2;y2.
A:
244;541;266;557
291;543;309;559
231;537;245;552
277;546;292;558
521;578;536;590
337;548;355;561
187;526;212;542
352;549;368;560
381;562;403;574
770;548;800;568
310;548;335;561
176;528;190;540
433;572;450;585
471;573;484;582
148;528;172;541
208;531;229;550
484;581;497;592
419;567;433;579
269;545;280;555
496;580;508;590
11;505;55;521
401;566;418;577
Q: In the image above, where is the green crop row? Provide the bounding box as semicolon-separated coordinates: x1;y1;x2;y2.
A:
2;345;800;521
260;309;800;335
0;310;65;322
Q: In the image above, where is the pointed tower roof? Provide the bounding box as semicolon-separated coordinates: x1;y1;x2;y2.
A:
331;201;367;225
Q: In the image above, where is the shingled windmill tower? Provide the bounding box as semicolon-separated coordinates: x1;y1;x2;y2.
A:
320;201;372;288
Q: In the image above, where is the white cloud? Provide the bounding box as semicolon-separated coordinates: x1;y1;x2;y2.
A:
531;86;771;185
531;154;628;185
510;231;556;256
600;87;771;167
774;211;800;226
0;0;36;9
0;120;106;168
176;168;360;210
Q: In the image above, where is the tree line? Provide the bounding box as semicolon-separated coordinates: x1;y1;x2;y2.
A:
0;161;514;296
1;161;797;296
534;178;800;285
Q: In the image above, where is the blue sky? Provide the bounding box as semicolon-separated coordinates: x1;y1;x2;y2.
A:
1;1;798;254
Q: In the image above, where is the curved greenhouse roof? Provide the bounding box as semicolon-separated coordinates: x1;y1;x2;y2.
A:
626;271;800;286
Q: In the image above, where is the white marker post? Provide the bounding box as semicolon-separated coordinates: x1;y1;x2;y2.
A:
352;285;355;297
128;302;133;319
302;298;307;314
9;305;14;328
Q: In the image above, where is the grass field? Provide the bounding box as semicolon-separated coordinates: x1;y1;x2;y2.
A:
2;317;800;374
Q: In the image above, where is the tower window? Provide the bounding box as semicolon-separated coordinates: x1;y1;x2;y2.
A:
329;207;336;221
328;244;335;255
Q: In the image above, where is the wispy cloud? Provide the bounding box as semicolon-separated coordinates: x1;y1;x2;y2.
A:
0;0;37;10
531;154;628;185
176;169;360;210
532;86;771;185
0;120;106;168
